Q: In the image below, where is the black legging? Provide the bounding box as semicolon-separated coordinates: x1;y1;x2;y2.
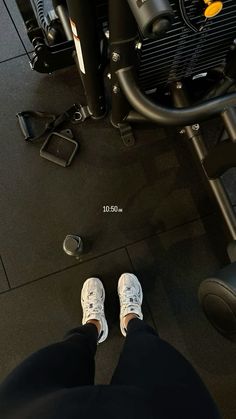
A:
0;319;221;419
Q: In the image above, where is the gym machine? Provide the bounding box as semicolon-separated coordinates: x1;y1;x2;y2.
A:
16;0;236;340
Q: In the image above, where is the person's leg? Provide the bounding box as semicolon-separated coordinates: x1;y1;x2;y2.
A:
111;273;220;419
111;317;206;390
0;277;108;412
0;323;98;401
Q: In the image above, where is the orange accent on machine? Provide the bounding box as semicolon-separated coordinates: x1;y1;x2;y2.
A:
203;1;223;18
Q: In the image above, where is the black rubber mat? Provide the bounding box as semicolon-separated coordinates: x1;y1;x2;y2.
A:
0;0;25;62
3;0;34;53
0;257;9;293
0;55;218;288
0;248;154;384
127;217;236;419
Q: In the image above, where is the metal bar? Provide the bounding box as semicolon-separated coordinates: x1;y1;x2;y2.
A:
56;4;73;41
172;84;236;240
109;0;138;126
117;66;236;126
126;110;148;123
193;135;236;240
66;0;106;118
221;108;236;142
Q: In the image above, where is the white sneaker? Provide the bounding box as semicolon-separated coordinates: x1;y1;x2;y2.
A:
81;277;108;344
118;273;143;336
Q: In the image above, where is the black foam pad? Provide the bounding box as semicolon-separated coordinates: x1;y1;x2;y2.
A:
199;269;236;342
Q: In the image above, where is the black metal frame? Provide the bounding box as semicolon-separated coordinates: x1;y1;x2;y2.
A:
108;0;138;126
67;0;236;242
65;1;236;124
171;84;236;242
16;0;236;244
16;0;75;73
66;0;106;119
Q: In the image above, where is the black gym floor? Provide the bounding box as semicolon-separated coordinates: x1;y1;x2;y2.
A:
1;1;236;418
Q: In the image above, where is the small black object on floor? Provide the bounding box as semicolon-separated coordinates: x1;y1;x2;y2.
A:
40;129;79;167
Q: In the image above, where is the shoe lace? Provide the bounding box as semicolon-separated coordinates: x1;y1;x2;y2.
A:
120;286;140;310
84;291;103;316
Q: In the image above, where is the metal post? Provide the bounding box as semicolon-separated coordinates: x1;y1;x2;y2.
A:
221;108;236;142
109;0;138;126
66;0;106;118
55;4;73;41
172;83;236;240
191;135;236;240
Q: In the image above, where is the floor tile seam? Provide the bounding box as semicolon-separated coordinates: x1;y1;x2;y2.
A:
0;210;220;296
0;255;11;290
2;0;32;57
0;52;33;65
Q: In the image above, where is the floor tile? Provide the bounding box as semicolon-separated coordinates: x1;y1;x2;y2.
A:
5;0;36;52
127;217;236;419
0;0;25;62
